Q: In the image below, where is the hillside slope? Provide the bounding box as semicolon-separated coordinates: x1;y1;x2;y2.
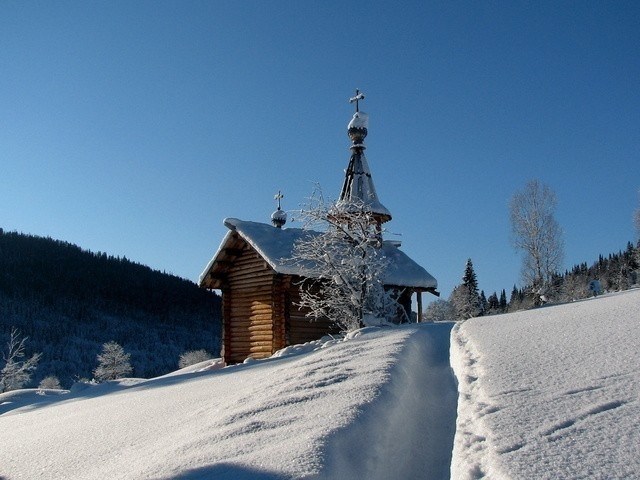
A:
452;289;640;479
0;230;221;387
1;291;637;479
0;324;457;479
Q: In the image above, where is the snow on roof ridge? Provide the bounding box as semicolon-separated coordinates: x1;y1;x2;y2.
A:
204;218;436;289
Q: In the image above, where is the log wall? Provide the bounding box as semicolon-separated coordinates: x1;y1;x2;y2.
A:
287;280;339;345
219;245;341;364
223;247;278;364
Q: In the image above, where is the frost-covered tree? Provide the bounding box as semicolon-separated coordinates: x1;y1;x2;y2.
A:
510;180;564;304
93;341;132;382
0;328;42;393
421;299;455;322
178;349;213;369
290;189;403;332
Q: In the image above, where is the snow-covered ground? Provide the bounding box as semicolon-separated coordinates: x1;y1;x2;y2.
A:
451;289;640;479
1;289;638;479
0;324;456;479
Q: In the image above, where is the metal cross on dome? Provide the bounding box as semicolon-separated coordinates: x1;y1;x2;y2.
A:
274;190;284;210
349;89;365;112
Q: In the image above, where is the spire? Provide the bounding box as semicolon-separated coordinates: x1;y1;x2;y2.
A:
271;190;287;228
337;90;392;225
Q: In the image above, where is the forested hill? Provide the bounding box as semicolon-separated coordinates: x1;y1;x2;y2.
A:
0;229;221;388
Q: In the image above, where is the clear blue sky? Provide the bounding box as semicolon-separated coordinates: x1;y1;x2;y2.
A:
1;1;638;300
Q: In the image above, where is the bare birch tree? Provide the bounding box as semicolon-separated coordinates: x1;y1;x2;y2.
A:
510;180;564;303
0;328;42;393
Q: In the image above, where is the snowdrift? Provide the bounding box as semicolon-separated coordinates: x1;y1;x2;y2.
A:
451;289;640;479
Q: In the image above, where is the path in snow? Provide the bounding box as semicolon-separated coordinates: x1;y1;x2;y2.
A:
317;322;458;480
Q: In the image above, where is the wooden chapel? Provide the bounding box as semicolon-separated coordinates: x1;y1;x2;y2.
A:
199;91;438;364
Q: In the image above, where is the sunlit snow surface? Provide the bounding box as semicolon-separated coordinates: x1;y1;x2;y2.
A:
1;291;638;479
451;289;640;480
0;324;456;480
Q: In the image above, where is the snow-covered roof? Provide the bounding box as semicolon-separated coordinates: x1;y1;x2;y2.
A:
336;149;393;222
199;218;437;290
339;110;392;223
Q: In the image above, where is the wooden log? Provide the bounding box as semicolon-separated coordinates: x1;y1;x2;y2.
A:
229;342;273;350
227;295;272;304
230;260;270;272
228;329;273;337
229;339;273;347
229;279;273;290
229;313;273;322
228;306;273;316
236;337;273;345
229;334;273;342
229;272;271;282
230;324;272;333
228;321;273;330
228;300;273;309
227;298;273;308
228;314;271;323
227;284;273;294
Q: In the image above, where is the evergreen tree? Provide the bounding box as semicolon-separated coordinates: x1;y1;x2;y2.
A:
499;289;507;312
487;292;500;314
479;290;488;316
451;259;481;320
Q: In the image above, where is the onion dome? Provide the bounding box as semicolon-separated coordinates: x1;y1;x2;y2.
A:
271;190;287;228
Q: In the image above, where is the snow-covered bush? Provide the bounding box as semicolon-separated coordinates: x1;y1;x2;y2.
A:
93;341;132;382
38;375;62;390
178;349;213;369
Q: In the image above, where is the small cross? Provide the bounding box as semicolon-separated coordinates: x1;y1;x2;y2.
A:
349;89;365;112
274;190;284;210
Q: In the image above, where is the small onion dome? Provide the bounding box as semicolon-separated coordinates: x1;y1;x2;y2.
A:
271;208;287;228
347;111;368;146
